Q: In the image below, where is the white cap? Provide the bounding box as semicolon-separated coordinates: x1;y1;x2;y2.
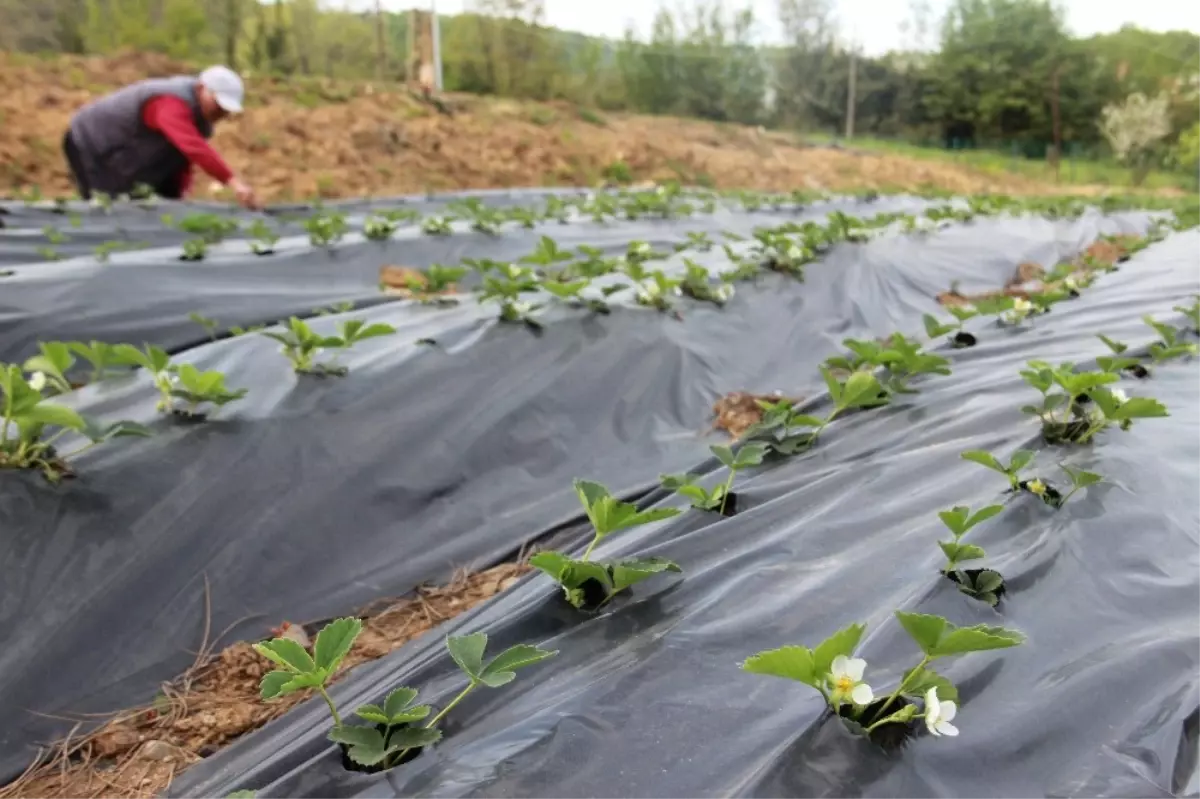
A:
199;66;244;114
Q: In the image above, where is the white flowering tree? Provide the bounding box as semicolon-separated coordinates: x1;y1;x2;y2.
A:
1098;92;1173;186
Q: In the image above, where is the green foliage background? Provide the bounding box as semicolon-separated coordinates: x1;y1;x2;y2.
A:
1;0;1196;176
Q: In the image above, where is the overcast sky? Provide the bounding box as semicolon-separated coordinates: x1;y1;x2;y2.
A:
357;0;1200;56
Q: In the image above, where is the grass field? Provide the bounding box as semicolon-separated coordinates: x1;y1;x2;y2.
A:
807;134;1198;193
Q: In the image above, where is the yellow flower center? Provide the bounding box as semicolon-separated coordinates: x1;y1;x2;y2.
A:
835;676;855;694
1028;479;1046;495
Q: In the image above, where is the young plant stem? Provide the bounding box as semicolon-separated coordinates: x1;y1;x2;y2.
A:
318;686;342;727
873;655;932;720
580;532;601;563
718;469;737;515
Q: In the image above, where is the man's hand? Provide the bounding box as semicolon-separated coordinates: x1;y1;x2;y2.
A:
229;177;261;210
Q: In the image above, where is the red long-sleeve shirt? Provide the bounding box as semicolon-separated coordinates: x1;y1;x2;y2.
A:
141;95;234;196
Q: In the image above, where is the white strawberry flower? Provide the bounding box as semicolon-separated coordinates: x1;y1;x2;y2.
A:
28;371;47;392
1111;388;1128;404
829;655;874;705
924;687;959;737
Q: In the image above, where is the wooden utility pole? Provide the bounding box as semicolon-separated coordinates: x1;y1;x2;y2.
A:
844;48;857;139
1049;63;1063;183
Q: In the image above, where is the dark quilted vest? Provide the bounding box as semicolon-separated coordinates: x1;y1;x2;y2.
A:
68;76;213;195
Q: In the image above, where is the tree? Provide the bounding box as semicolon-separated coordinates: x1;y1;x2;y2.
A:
1099;91;1173;184
925;0;1073;149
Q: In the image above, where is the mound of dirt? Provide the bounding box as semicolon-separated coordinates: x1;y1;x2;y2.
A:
0;52;1123;203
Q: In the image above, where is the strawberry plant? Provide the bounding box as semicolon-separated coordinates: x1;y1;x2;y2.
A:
633;270;683;314
257;619;557;773
305;211;349;249
935;504;1005;606
22;342;78;395
542;279;611;314
334;632;555;770
1175;296;1200;335
749;229;812;278
168;364;248;418
363;213;400;241
113;344;247;418
247;220;279;255
261;318;397;376
1;364;150;482
421;216;454;236
573;246;619;278
530;480;682;610
680;260;734;306
479;265;544;329
189;312;221;341
180;238;208;262
922;305;979;348
177;212;239;244
1021;360;1168;444
449;198;505;234
660;441;768;516
255;617;362;726
960;449;1033;492
520;236;574;274
1144;315;1198;362
1095;335;1148;378
66;341;126;384
743;613;1024;746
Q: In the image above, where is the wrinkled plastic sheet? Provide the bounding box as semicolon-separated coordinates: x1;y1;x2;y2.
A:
0;192;1196;797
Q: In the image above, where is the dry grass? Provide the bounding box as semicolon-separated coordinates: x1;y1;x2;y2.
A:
0;52;1141;203
1;562;528;799
711;391;802;439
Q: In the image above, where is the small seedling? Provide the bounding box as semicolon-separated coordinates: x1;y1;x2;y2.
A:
189;312;221;341
1174;297;1200;334
521;236;575;272
660;442;768;516
247;220;280;255
363;213;399;241
936;504;1006;607
113;344;246;418
178;212;239;244
335;632;554;770
1144;315;1198;362
743;613;1024;745
0;364;150;482
22;342;78;395
402;265;466;305
180;238;208;261
1095;335;1147;377
708;442;768;515
530;480;682;610
168;364;248;418
421;216;454;235
479;265;543;329
633;270;683;314
680;260;734;306
66;341;125;383
305;211;349;249
923;305;978;348
960;449;1034;492
1020;360;1167;444
542;279;610;314
261;317;396;376
256;617;361;725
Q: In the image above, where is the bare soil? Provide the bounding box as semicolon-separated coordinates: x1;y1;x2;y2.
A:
1;562;528;799
0;52;1137;203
